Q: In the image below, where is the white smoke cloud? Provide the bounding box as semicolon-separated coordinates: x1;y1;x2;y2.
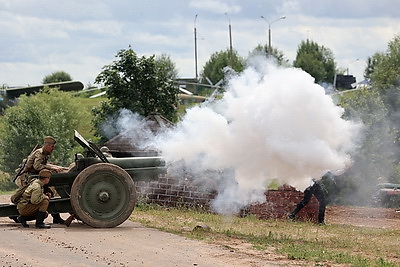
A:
100;109;156;150
154;57;362;215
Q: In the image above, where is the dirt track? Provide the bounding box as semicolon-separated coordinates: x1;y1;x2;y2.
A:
0;195;282;267
1;193;399;267
0;217;285;267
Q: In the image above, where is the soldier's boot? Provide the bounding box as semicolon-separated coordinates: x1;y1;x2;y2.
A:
52;213;65;224
35;211;51;229
318;214;325;225
9;216;19;223
17;215;29;228
288;206;301;221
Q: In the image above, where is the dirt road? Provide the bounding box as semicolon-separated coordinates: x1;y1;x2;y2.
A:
0;190;281;267
1;192;399;267
0;216;285;267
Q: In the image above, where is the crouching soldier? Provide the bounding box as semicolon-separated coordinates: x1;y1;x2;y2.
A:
16;136;67;224
16;169;52;229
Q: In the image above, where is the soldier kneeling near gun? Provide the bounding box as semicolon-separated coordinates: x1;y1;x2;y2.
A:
13;136;68;225
16;169;53;229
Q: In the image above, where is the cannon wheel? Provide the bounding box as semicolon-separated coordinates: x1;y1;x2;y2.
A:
70;163;136;228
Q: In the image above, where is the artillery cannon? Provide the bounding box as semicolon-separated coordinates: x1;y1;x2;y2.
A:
0;130;166;228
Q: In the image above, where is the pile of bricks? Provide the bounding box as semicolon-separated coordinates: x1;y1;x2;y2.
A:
135;175;319;222
242;185;319;222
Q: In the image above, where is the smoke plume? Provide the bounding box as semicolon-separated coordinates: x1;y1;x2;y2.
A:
152;58;361;215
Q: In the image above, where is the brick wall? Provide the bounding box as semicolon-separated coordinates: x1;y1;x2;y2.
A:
135;175;319;222
135;175;217;210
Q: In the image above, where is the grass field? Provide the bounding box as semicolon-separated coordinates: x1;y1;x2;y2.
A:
74;96;107;139
130;204;400;267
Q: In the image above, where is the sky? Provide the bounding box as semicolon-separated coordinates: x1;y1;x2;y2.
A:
1;0;400;88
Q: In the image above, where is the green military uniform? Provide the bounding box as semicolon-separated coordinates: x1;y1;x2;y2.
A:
17;178;49;216
14;136;66;227
17;169;52;228
25;147;52;174
14;148;51;187
15;136;57;187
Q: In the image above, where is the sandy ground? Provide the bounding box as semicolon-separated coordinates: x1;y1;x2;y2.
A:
1;194;399;267
0;194;285;267
0;217;285;267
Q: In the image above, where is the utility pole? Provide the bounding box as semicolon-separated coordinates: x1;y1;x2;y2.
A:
260;15;286;55
225;13;233;67
194;14;198;80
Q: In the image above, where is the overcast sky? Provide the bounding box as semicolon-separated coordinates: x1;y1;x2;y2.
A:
1;0;400;87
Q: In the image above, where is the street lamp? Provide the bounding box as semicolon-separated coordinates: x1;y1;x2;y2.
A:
347;58;359;75
194;14;198;80
225;13;233;67
260;15;286;54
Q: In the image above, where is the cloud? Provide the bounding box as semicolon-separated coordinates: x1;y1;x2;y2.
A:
189;0;241;14
1;0;400;86
279;0;400;19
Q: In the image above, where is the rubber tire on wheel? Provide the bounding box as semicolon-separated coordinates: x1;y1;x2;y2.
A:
70;163;136;228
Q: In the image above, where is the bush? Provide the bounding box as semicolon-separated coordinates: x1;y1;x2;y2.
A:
0;88;83;174
0;171;16;192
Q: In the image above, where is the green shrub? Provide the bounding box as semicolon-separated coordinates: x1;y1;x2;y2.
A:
0;171;16;192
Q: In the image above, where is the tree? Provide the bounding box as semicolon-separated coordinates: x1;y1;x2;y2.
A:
0;88;83;174
200;49;244;86
366;35;400;134
369;35;400;91
364;52;384;80
249;44;290;66
42;71;73;84
334;88;397;204
366;35;400;186
93;47;180;138
293;40;336;84
155;54;179;80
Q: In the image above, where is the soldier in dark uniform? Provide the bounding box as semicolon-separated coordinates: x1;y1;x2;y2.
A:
288;164;351;224
17;169;52;228
15;136;68;224
288;179;327;224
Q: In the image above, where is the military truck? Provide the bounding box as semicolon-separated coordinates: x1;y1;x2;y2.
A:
0;130;166;228
373;183;400;208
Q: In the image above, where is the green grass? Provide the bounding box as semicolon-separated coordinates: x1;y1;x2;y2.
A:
130;204;400;266
74;96;107;139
